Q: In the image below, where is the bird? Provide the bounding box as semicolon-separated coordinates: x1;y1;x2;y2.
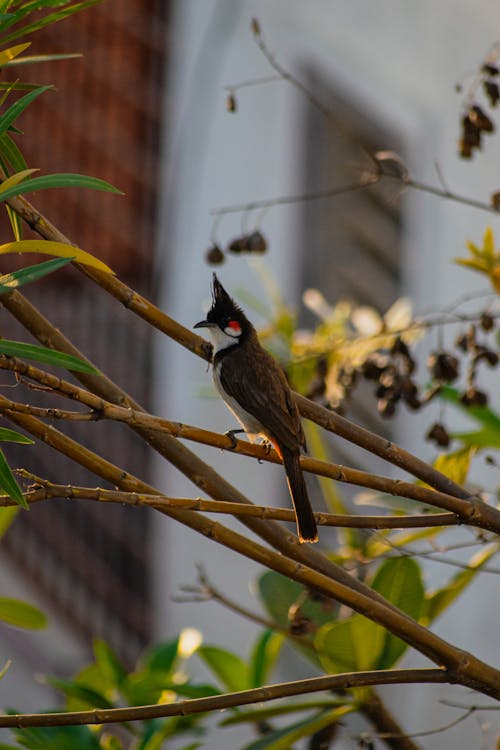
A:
194;274;318;543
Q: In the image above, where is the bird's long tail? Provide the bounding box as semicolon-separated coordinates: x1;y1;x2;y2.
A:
280;446;318;543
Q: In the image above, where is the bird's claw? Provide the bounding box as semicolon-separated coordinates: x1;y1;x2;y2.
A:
224;429;244;450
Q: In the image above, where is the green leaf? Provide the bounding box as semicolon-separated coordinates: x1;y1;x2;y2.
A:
0;506;19;537
0;256;73;293
0;596;46;628
221;699;350;726
371;557;424;668
249;629;283;688
422;544;498;625
1;1;102;45
0;339;98;374
241;706;353;750
93;640;126;688
315;614;385;674
257;570;334;631
46;676;114;710
197;645;250;692
0;171;123;201
0;85;51;134
453;427;500;449
0;447;27;508
0;133;28;173
0;427;33;444
144;637;179;674
10;724;101;750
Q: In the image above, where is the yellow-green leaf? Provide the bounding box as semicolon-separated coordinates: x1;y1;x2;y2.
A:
0;167;38;197
0;597;46;629
0;43;30;68
0;239;114;274
483;226;495;261
454;257;489;273
433;446;476;487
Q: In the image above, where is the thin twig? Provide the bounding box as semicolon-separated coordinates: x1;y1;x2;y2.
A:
0;669;449;728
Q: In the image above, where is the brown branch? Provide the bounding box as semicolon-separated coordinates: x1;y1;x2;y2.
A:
0;360;484;529
0;669;448;728
362;691;422;750
5;478;460;530
2;406;500;698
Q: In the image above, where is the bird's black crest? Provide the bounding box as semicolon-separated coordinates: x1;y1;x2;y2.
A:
207;273;246;324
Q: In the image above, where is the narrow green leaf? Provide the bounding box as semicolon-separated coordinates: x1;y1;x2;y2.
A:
93;640;126;688
0;85;51;134
5;204;22;240
144;637;179;674
1;1;103;44
3;52;82;67
221;699;349;726
0;428;33;444
453;427;500;449
371;557;424;668
241;707;353;750
0;171;123;201
0;256;73;293
0;339;99;374
249;630;283;688
46;676;114;709
422;544;498;625
0;597;46;628
197;645;249;692
0;133;28;172
0;448;27;507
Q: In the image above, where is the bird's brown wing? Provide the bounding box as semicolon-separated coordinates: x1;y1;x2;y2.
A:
217;338;306;452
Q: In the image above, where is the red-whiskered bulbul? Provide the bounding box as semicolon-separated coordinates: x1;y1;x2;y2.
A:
194;274;318;543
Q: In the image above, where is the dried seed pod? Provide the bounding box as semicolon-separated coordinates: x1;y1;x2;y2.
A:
481;63;499;76
484;79;500;107
245;230;268;254
480;311;495;331
470;104;495;132
227;236;248;254
362;358;385;380
225;92;237;113
205;244;225;265
491;191;500;211
377;398;397;418
460;387;488;407
426;422;451;448
250;17;261;36
428;351;460;382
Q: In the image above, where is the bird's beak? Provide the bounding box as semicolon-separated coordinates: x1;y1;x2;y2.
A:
194;319;214;329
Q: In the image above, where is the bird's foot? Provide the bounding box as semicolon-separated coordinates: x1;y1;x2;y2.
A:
224;429;245;450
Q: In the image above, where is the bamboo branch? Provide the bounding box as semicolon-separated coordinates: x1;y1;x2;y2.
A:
4;479;458;530
0;669;448;729
0;358;488;530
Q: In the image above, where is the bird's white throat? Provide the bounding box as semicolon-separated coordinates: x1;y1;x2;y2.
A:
207;325;240;354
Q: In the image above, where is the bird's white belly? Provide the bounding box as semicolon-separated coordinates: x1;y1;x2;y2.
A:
213;363;265;440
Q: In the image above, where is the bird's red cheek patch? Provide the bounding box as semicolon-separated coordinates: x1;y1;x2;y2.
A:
226;320;242;335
